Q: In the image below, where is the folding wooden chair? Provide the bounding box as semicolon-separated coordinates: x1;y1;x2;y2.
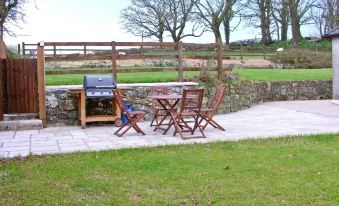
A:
197;84;226;131
172;88;206;139
150;86;169;128
113;89;146;137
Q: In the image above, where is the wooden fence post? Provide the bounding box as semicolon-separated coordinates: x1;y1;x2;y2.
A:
53;45;57;56
216;43;222;78
111;41;117;82
84;45;87;55
178;41;183;82
240;44;243;61
37;42;47;127
22;42;25;55
263;45;267;60
17;44;21;55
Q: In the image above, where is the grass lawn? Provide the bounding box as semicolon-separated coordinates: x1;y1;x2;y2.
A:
46;71;199;85
234;68;332;81
45;68;332;86
1;134;338;205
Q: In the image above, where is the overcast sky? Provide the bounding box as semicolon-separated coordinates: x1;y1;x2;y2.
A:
4;0;317;46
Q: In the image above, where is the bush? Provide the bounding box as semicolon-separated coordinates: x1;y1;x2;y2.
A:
273;48;332;69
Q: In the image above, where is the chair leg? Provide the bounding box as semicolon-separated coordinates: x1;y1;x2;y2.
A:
201;114;225;131
114;113;146;137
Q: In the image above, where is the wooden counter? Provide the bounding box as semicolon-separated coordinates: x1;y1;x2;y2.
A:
71;89;121;128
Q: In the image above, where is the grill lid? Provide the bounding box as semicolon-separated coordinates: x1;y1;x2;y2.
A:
83;75;116;89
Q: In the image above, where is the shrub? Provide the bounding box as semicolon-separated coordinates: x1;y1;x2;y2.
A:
273;48;331;69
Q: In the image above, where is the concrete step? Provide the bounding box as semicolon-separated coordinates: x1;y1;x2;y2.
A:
0;119;43;131
4;113;39;121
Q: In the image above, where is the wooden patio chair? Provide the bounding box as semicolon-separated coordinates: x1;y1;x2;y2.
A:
197;84;226;131
113;89;146;137
172;88;206;139
149;86;170;129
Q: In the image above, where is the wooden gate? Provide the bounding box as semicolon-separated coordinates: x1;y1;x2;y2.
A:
1;59;39;114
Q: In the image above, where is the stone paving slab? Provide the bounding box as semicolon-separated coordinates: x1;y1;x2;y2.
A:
1;100;339;159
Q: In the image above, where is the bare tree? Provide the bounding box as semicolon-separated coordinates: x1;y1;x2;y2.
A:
0;0;27;40
196;0;230;45
196;0;230;77
288;0;317;42
120;0;166;42
271;0;289;41
312;0;339;36
163;0;205;42
222;0;242;45
243;0;273;45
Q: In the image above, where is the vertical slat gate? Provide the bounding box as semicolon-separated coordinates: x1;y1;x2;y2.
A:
3;59;39;114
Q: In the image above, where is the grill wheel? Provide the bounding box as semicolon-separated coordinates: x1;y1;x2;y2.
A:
114;118;123;127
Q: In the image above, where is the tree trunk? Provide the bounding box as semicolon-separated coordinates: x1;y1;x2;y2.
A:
260;22;269;45
259;0;271;45
223;19;231;45
280;0;289;41
214;31;223;78
0;40;7;59
159;35;163;43
289;0;303;43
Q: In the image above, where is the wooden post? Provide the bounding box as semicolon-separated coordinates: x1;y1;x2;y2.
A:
178;41;183;82
111;41;117;82
216;43;222;78
37;42;47;127
84;45;87;55
22;42;25;55
17;44;21;55
53;45;56;56
263;45;267;60
240;43;243;61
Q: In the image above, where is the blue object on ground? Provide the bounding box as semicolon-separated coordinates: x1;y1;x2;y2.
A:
121;102;132;124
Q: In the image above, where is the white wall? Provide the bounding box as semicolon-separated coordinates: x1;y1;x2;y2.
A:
332;37;339;103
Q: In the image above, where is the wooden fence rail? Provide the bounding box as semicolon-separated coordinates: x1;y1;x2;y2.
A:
37;41;189;82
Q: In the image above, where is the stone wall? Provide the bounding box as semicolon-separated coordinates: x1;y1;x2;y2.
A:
45;80;332;126
217;80;332;113
46;83;197;126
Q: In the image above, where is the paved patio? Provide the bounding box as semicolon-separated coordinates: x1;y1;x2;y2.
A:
1;100;339;159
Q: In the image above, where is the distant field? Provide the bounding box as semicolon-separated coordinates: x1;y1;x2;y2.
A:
45;68;332;86
144;50;275;60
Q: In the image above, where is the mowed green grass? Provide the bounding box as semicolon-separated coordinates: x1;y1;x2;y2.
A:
1;134;338;205
234;68;332;81
45;68;332;86
46;71;199;85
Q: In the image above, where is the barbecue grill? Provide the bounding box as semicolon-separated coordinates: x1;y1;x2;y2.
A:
83;75;116;98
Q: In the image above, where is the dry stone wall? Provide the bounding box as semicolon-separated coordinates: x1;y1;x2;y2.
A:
45;80;332;126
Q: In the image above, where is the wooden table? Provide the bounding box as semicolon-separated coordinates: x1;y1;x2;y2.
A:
150;94;182;134
71;89;122;129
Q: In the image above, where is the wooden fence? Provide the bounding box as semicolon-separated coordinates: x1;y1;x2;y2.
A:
0;59;39;114
36;41;226;82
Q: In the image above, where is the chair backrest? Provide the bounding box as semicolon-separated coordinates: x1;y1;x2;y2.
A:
207;84;226;111
113;89;130;117
150;86;169;110
179;88;204;114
